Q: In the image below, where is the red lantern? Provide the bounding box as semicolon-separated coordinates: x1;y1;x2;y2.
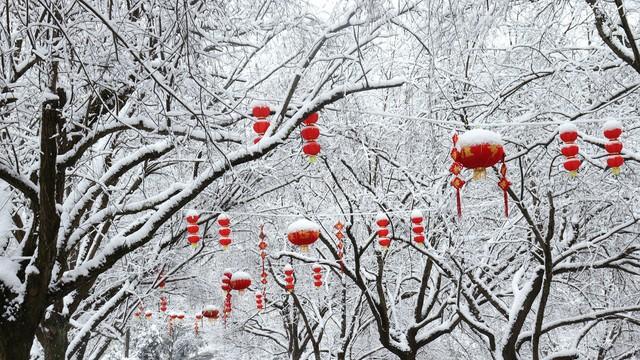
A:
558;123;581;176
410;210;423;224
378;238;391;248
302;141;321;163
283;264;295;293
312;264;323;288
303;112;319;125
301;124;320;141
185;210;201;247
454;129;505;180
412;225;424;234
375;213;390;227
413;234;425;244
134;311;141;318
217;214;232;250
202;305;220;321
375;213;391;250
603;120;624;175
411;210;426;246
176;312;185;320
252;104;272;144
230;271;252;293
287;219;321;252
169;312;177;320
144;310;153;319
376;228;389;237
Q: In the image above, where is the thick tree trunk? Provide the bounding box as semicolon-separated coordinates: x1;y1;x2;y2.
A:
37;311;70;360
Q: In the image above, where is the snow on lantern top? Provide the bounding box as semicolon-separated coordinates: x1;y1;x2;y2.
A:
230;271;252;291
410;210;423;223
217;213;230;227
456;129;503;149
287;219;321;233
231;271;251;281
283;264;294;274
185;209;199;223
312;263;323;272
204;305;219;312
603;120;623;139
375;212;390;227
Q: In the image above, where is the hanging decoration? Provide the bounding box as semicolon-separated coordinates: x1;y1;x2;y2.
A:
287;219;321;252
375;213;391;250
185;210;200;247
221;271;233;323
301;112;321;163
334;221;345;271
218;214;232;250
258;225;268;287
252;103;271;144
159;296;168;312
410;210;425;246
284;264;295;293
558;123;581;176
194;313;202;335
255;292;264;311
311;264;323;288
144;310;153;320
450;129;510;217
176;312;185;321
230;271;252;294
602;120;624;175
202;305;220;322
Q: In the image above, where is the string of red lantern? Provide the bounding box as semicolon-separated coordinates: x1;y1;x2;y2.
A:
334;221;345;271
375;213;391;250
252;104;271;144
410;210;425;246
218;214;232;250
258;225;268;309
301;113;321;163
255;292;264;311
185;210;200;247
558;123;581;176
449;134;465;218
311;264;323;288
287;219;320;252
284;264;295;293
603;120;624;175
159;296;168;313
194;313;202;335
221;270;232;325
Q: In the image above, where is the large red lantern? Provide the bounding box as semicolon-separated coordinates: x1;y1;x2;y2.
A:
454;129;505;179
450;131;510;217
287;219;321;252
558;123;581;176
230;271;252;293
602;120;624;175
252;103;271;144
185;210;200;247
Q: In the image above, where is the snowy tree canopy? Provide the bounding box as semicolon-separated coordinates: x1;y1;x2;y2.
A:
0;0;639;359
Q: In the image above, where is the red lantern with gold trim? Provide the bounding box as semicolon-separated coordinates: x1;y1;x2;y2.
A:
287;219;320;252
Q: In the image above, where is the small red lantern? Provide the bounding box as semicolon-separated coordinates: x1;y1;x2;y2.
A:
252;104;272;144
603;120;624;175
185;210;200;247
134;311;141;318
144;310;153;319
202;305;220;321
176;312;185;320
287;219;321;252
302;141;321;162
411;210;425;246
375;213;391;250
311;264;323;288
217;214;232;250
230;271;252;293
558;123;581;176
303;112;319;125
255;292;264;311
284;264;295;293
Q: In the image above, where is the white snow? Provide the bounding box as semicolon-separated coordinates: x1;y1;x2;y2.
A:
287;219;321;234
557;122;577;134
283;264;294;272
456;129;503;147
204;304;219;312
375;212;388;222
602;119;622;131
410;209;423;221
0;256;22;294
312;263;323;271
185;209;199;218
231;271;251;281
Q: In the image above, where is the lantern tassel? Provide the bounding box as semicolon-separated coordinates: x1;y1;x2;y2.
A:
503;189;509;217
455;188;462;218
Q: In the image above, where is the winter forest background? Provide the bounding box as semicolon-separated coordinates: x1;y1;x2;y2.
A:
0;0;639;359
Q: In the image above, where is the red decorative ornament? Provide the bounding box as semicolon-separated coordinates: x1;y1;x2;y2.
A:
185;210;200;247
255;292;264;311
230;271;252;293
176;312;185;320
301;113;321;163
134;310;141;318
144;310;153;319
159;297;168;312
252;104;271;144
375;213;391;250
284;264;295;293
410;210;425;246
287;219;321;252
602;120;624;175
202;305;220;321
449;136;465;218
217;214;232;250
311;264;323;288
334;221;345;271
258;226;268;288
558;123;581;176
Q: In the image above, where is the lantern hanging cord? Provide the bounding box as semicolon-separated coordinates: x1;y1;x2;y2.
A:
249;98;640;128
